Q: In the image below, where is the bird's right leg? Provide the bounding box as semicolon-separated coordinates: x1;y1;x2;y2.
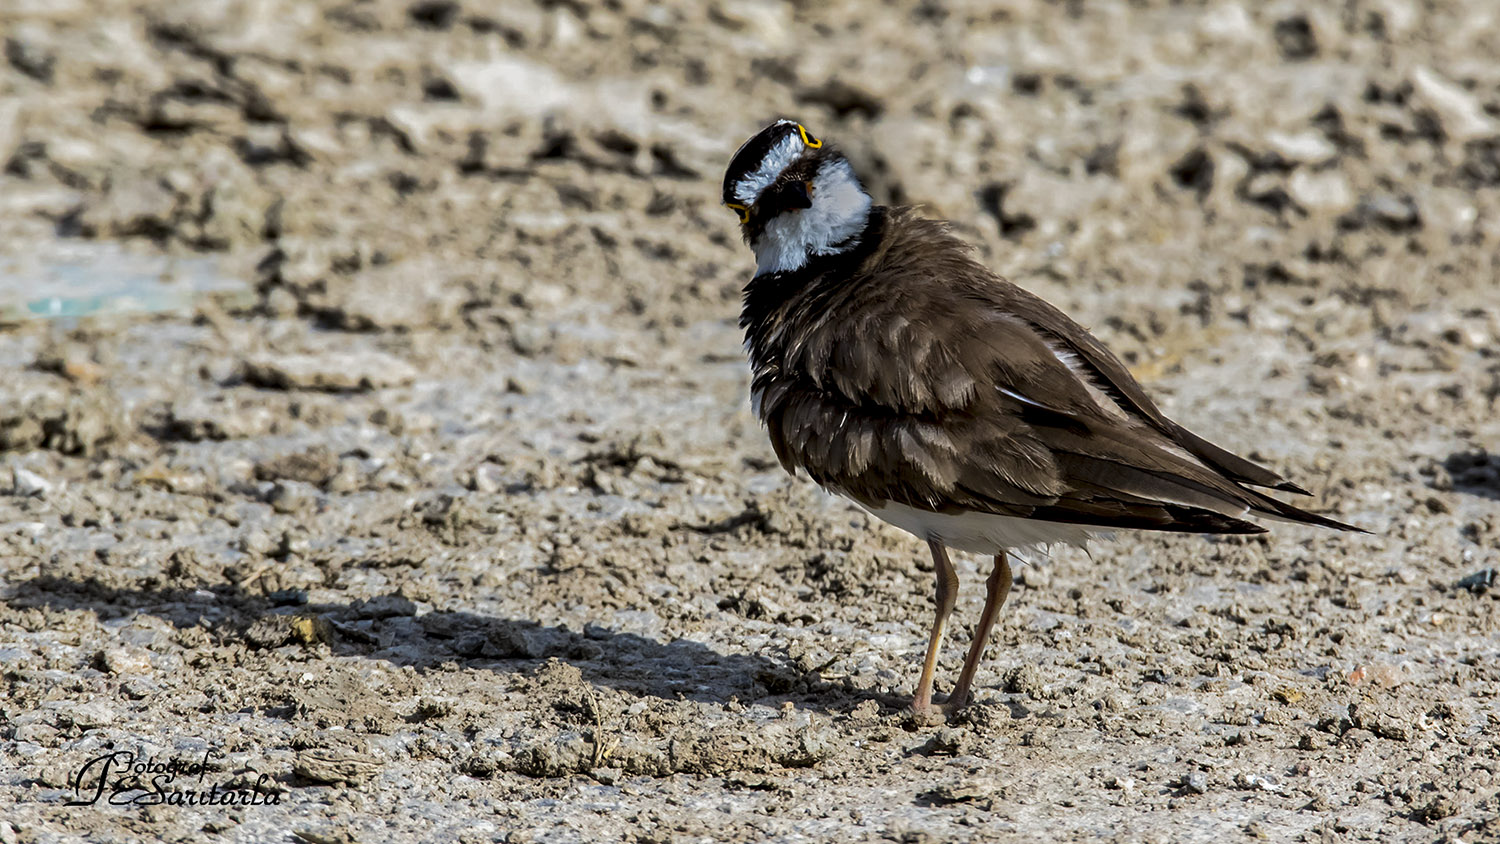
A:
912;538;959;716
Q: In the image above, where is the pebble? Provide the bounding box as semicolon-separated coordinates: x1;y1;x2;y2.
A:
1184;771;1208;794
1266;130;1336;165
97;647;151;675
1410;66;1497;142
168;395;278;441
11;467;52;498
1358;193;1421;230
1288;170;1353;214
58;700;117;729
470;461;506;494
243;351;417;392
268;480;318;514
1236;772;1280;792
238;527;279;556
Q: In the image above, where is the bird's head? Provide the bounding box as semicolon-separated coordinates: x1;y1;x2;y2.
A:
721;120;873;275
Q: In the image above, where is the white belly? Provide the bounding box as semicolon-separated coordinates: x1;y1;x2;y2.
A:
857;500;1101;556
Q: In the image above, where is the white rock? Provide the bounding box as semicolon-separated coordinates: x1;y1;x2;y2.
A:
1289;169;1354;213
12;467;52;498
471;462;505;494
1267;130;1337;164
99;647;152;675
1411;66;1498;142
1198;3;1255;42
1372;0;1416;37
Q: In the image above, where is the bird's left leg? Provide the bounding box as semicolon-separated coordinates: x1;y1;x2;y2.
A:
944;552;1012;713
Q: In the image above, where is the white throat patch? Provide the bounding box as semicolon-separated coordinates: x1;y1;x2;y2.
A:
753;158;872;275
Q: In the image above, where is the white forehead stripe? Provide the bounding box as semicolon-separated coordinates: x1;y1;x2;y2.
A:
734;130;805;205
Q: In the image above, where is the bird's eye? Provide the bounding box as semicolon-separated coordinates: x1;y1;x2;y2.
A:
725;202;750;224
796;124;821;148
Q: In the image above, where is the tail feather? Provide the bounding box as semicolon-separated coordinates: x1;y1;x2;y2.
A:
1245;488;1368;533
1168;422;1313;496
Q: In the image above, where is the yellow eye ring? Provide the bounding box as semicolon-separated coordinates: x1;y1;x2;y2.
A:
725;202;750;224
796;124;822;148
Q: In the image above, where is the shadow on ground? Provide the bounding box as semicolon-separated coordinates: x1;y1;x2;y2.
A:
1440;450;1500;500
3;575;897;715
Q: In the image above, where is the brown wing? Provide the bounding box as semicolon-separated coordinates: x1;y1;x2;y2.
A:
756;208;1361;534
998;285;1312;495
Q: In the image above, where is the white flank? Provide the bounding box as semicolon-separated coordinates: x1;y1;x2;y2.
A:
753;158;873;275
859;500;1101;556
734;123;804;205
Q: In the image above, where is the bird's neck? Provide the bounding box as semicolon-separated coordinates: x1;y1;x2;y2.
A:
740;207;888;353
751;159;873;275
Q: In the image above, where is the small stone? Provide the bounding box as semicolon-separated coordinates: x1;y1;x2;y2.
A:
255;447;339;487
1271;686;1305;705
313;258;465;331
1266;131;1336;164
1368;663;1406;688
293;744;380;785
167;395;278;441
591;767;621;786
1358;194;1421;230
1456;568;1495;595
350;594;418;620
926;726;968;755
238;527;278;556
1411;66;1498;142
290;615;334;646
0;819;18;844
483;623;542;659
1235;772;1281;792
926;777;1002;805
1413;796;1459;825
1288;170;1353;213
96;647;151;675
276;528;312;557
267;480;317;514
243;616;294;649
59;700;117;729
1272;15;1318;60
1003;663;1045;697
11;467;52;497
243;351;416;392
1184;771;1208;794
470;461;506;493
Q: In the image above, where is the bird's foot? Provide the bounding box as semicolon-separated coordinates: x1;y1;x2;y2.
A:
938;693;972;718
909;692;971;724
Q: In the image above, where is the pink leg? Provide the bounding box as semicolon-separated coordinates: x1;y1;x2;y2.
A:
912;539;959;716
944;552;1012;713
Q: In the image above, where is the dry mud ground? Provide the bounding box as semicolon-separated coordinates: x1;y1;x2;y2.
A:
2;1;1499;842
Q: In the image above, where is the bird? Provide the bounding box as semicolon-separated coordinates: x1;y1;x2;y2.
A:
721;119;1364;718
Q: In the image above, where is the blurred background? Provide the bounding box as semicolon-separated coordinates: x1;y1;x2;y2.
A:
2;1;1498;841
